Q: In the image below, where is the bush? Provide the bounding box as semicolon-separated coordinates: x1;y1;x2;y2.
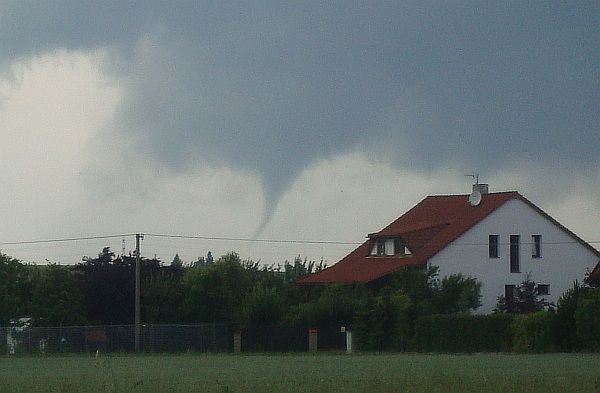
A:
553;281;588;351
354;289;411;351
495;274;551;314
575;288;600;351
512;312;555;352
290;284;369;328
412;313;514;352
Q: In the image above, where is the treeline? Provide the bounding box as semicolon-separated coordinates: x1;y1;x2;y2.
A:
1;249;598;352
0;248;324;328
0;249;481;348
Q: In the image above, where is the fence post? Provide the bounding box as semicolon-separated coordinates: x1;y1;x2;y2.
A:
346;330;353;354
308;328;318;353
233;330;241;354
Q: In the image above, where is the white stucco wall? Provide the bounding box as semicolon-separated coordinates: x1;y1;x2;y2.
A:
430;198;600;314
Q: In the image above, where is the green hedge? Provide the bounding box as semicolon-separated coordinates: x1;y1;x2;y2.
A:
412;313;514;352
512;312;555;352
575;288;600;351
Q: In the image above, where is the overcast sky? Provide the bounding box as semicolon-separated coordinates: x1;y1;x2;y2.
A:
1;1;599;265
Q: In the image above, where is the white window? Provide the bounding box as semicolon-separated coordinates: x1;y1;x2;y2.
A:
384;239;395;256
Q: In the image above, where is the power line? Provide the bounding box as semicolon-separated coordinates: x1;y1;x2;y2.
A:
144;233;362;245
1;233;599;248
0;234;136;246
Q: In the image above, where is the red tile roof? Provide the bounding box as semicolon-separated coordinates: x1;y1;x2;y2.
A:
299;191;600;285
590;263;600;283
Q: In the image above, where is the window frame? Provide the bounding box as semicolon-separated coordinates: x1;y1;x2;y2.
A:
537;284;550;296
532;234;542;258
505;284;516;310
489;234;499;258
376;239;386;256
510;235;520;273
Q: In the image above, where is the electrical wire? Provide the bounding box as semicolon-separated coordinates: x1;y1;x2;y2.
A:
0;234;135;246
143;233;362;245
1;233;599;247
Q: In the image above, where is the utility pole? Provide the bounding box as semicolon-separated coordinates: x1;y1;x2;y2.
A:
135;233;144;352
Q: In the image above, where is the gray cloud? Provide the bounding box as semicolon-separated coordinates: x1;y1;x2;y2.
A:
2;1;599;234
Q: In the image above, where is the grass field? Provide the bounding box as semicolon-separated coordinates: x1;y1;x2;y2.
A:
1;353;599;393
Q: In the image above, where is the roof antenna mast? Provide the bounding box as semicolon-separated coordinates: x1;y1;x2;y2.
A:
465;172;479;186
465;172;487;206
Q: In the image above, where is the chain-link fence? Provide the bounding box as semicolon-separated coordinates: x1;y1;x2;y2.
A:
0;323;229;355
241;325;347;352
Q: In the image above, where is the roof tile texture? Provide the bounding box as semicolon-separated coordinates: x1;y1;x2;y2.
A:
299;191;520;284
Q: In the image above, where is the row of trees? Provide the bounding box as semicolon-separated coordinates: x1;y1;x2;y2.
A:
0;249;327;328
1;249;598;351
0;249;480;348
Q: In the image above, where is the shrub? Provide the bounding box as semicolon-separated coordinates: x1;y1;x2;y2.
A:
354;289;411;351
412;313;514;352
495;274;551;314
575;288;600;351
290;284;369;328
512;311;555;353
553;281;588;351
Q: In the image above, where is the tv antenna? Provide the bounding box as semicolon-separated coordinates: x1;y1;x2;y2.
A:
465;172;482;206
465;172;480;185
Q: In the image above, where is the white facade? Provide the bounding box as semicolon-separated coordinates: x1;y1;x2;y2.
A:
431;198;599;314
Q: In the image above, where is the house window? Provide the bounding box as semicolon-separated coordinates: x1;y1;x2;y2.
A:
532;235;542;258
510;235;520;273
537;284;550;296
505;284;516;309
370;237;410;256
384;239;395;256
394;238;403;255
489;235;499;258
376;239;385;256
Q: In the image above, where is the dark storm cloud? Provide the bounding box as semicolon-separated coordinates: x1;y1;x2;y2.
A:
2;1;599;232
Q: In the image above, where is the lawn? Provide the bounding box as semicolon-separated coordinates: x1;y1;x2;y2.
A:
0;353;599;393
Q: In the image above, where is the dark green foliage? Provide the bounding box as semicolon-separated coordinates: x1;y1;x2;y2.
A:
75;247;163;325
354;289;411;351
30;264;86;326
390;265;440;317
512;312;555;353
171;254;183;268
495;274;551;314
412;313;514;352
142;267;185;324
192;251;215;268
182;252;252;330
291;284;369;328
553;281;588;351
436;274;482;313
282;255;326;283
574;288;600;351
247;285;286;327
0;253;34;325
390;266;482;316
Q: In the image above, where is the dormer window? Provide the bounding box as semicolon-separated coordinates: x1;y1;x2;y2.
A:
370;237;411;256
376;239;386;255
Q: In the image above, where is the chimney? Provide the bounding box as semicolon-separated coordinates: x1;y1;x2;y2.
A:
472;183;489;195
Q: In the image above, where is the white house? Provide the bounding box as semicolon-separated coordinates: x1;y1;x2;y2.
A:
299;185;600;313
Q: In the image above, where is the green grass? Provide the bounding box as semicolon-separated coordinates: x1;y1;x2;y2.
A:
0;353;599;392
